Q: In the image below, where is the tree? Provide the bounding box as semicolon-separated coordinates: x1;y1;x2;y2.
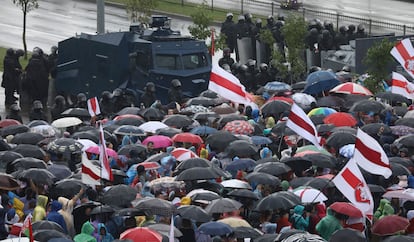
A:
363;38;396;94
12;0;39;59
126;0;158;24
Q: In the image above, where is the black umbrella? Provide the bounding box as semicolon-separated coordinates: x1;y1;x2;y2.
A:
175;158;211;172
206;131;239;152
255;191;301;211
7;157;47;173
193;112;220;123
175;167;221;181
317;124;335;135
382;235;414;242
186;96;218;107
47;138;83;154
233;226;263;239
254;162;292;177
390;163;411;176
260;100;291;118
33;229;71;241
147;223;183;238
304;177;335;190
343;94;371;110
245;172;281;186
281;157;313;173
90;205;115;215
113;125;145;136
317;96;345;109
1;124;29;137
10;132;45;145
0;151;23;172
290;177;315;189
134;197;177;217
394;134;414;148
271;122;296;136
162;114;193;128
389;157;414;169
178;205;212;222
204;198;242;214
32;220;64;233
114;207;147;217
225;140;258;157
310;115;325;125
303;153;338;168
329;228;367;242
331;126;357;135
117;144;147;156
103;184;137;208
73;201;101;233
368;184;386;194
190;191;221;202
49;178;86;200
217;114;245;128
349;99;385;113
15;168;56;185
326;132;356;149
47;163;72;181
72;131;99;143
156;127;183;137
256;157;280;164
117;107;141;115
394;106;408;117
227;189;260;200
139;107;165;121
27;120;49;128
254;234;279;242
12;144;46;160
395;118;414;128
113;117;144;126
361;123;392;136
375;92;411;105
61;108;91;118
0;173;20;190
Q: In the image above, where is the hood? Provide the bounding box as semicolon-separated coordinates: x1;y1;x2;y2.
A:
378;199;390;211
252;109;260;119
13;197;24;211
294;205;305;215
266;117;275;128
326;207;334;216
382;203;395;216
58;197;69;210
36;195;48;209
98;223;108;235
81;221;95;235
316;203;326;217
50;200;62;212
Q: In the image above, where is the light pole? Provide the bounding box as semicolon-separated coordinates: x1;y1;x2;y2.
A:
97;0;105;33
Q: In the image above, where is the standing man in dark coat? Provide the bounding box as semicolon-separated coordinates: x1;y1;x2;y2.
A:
25;48;49;105
221;13;236;53
2;48;21;106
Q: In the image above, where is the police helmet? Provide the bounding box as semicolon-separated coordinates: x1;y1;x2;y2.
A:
222;64;231;72
310;28;319;36
101;91;112;100
239;64;248;72
6;48;14;56
342;65;351;72
50;46;58;54
10;104;20;112
357;24;365;32
322;29;330;38
171;79;182;88
348;24;356;32
226;12;233;18
33;100;43;110
256;18;262;24
308;66;321;74
247;59;256;67
55;95;65;105
339;26;348;34
145;82;156;92
77;93;87;102
223;47;231;55
244;13;253;20
231;62;241;72
15;49;24;57
113;88;123;97
33;47;43;56
259;63;268;72
238;15;245;21
323;20;333;29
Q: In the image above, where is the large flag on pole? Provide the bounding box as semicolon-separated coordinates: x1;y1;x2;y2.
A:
390;38;414;79
391;72;414;99
286;103;322;149
99;123;113;181
332;158;374;221
353;128;392;178
209;64;258;109
87;97;101;117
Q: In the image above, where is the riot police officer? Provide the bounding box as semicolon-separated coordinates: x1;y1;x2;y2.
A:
334;26;349;49
168;79;184;104
140;82;157;108
318;30;334;51
255;63;273;89
221;13;236;52
218;47;235;68
305;28;320;51
347;24;356;42
355;24;368;39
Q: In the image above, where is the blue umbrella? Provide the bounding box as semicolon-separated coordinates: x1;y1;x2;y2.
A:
225;158;257;172
250;136;272;145
198;221;233;236
264;81;291;92
190;126;218;135
304;70;340;95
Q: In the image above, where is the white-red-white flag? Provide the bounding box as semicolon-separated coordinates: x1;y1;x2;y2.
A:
390;38;414;79
286;103;322;149
81;152;101;185
99;123;113;181
353;128;392;178
209;64;258;109
391;72;414;100
87;97;101;116
169;215;175;242
332;158;373;221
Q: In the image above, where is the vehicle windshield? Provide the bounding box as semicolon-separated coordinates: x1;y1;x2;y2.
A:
155;53;208;70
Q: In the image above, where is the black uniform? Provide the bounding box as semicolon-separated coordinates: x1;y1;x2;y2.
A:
25;53;49;104
2;49;21;105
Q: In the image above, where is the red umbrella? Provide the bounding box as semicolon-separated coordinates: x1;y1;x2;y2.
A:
330;82;373;96
323;112;357;127
329;202;363;217
85;146;118;158
267;96;294;104
172;133;203;144
371;215;410;236
222;120;254;135
113;114;144;121
142;135;173;149
120;227;163;242
171;148;198;161
0;119;22;128
139;161;161;170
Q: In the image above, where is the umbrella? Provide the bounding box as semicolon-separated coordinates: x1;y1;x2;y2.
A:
85;146;118;158
147;223;183;238
113;125;145;136
188;189;221;202
301;153;337;168
12;144;47;160
219;217;252;228
217;114;246;128
138;107;165;121
47;163;72;181
255;191;301;211
198;221;233;236
144;152;168;163
303;70;340;95
0;119;21;128
7;157;47;173
326;132;356;149
33;229;71;241
395;118;414;128
227;189;260;200
225;158;257;172
291;93;316;108
172;133;203;144
282;233;326;242
0;151;23;172
142;135;173;149
266;96;294;104
330;82;373;96
222;120;254;135
103;184;137;208
371;215;410;236
120;227;163;242
254;162;292;177
29;125;58;137
225;140;258;157
264;81;291;93
204;198;242;214
368;184;386;194
361;123;392;136
233;226;262;239
281;157;313;174
148;177;185;193
178;205;212;222
390;163;411;176
260;100;291;118
186;96;218;107
394;134;414;148
61;108;91;118
329;202;363;217
1;124;29;137
181;105;210;114
138;121;169;133
376;92;411;105
156;127;182;137
50;178;85;199
303;177;335;190
293;186;328;203
250;136;272;145
390;157;414;169
323;112;357;127
190;126;218;136
10;132;44;145
139;162;161;170
383;189;414;200
206;131;239;152
175;167;221;181
114;207;147;217
47;138;83;154
15;168;55;185
117;144;147;156
0;173;19;190
349;99;385;113
317;96;345;109
254;234;279;242
245;172;281;186
390;125;414;136
134;197;176;217
270;121;295;136
113;117;144;126
193;112;220;123
90;205;115;215
51;117;82;128
72;131;99;144
329;228;366;242
307;107;337;117
212;103;237;114
162;114;193;128
221;179;252;190
382;236;414;242
116;106;141;115
174;157;210;171
405;110;414;119
32;220;64;233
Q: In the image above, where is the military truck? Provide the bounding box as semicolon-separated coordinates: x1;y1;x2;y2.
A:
55;15;212;104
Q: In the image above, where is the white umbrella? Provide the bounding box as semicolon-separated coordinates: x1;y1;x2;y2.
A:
51;117;82;128
77;139;98;151
138;121;169;133
292;93;316;109
30;124;59;137
221;179;252;190
293;186;328;203
383;188;414;200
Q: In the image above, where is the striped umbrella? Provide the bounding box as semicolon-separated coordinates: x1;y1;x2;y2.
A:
171;148;198;161
330;82;373;96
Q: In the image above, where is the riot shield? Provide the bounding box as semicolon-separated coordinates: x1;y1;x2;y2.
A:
237;37;254;65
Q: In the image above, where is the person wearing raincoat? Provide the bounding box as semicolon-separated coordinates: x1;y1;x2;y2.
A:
315;208;343;240
33;195;48;222
46;200;67;233
74;221;97;242
97;223;114;242
374;198;394;221
290;205;309;231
